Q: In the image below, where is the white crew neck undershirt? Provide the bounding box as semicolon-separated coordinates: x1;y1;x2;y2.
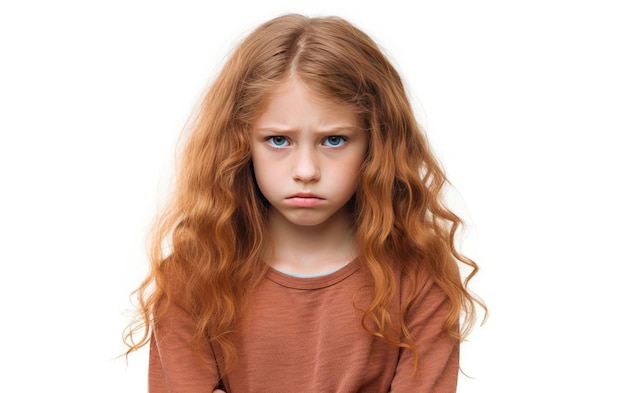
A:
272;260;352;278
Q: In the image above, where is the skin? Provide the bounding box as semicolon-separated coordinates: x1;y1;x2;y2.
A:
249;75;369;276
211;76;368;392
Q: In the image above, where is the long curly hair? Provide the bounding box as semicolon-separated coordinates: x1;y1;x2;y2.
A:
124;13;485;372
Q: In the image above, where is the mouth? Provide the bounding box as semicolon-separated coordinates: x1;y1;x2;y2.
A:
286;193;325;207
288;192;323;199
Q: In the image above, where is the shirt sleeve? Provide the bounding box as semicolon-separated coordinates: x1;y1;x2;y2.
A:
390;277;460;393
148;301;221;393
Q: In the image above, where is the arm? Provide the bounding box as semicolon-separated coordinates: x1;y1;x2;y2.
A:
390;277;460;393
149;301;221;392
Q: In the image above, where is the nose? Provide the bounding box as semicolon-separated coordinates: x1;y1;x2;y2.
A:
292;146;320;183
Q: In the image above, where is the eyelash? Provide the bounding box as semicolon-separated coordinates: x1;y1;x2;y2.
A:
323;136;347;147
266;136;289;148
265;136;347;148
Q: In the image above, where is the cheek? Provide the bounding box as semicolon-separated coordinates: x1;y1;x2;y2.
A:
335;159;364;191
250;147;266;175
250;152;263;182
346;151;366;175
251;155;277;194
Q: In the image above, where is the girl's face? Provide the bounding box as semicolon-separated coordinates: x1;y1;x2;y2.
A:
250;76;368;228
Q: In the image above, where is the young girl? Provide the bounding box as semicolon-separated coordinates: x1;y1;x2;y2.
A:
125;13;485;393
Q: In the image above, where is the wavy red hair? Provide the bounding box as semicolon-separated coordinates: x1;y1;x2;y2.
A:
124;14;486;372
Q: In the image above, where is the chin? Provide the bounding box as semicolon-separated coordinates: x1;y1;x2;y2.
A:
282;212;332;228
286;217;328;227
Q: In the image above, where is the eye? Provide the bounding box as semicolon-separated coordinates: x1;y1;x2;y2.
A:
267;136;289;148
323;136;347;147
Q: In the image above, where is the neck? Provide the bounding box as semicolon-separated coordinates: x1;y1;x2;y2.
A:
265;206;357;275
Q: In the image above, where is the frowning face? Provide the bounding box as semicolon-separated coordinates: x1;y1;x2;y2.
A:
250;76;368;228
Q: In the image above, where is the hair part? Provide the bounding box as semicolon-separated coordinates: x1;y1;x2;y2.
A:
125;13;486;373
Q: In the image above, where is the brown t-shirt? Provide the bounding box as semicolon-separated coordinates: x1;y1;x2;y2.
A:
149;260;459;392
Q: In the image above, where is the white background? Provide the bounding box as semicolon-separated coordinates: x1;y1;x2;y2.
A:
1;1;624;392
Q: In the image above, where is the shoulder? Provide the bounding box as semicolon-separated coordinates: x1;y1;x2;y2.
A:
397;264;449;311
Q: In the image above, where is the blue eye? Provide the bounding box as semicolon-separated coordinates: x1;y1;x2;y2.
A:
323;136;346;147
267;136;288;147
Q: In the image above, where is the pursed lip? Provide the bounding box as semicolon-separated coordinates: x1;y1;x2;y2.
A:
285;192;325;207
287;192;324;199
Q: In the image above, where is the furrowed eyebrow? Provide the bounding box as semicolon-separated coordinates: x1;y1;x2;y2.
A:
254;126;360;133
254;127;296;133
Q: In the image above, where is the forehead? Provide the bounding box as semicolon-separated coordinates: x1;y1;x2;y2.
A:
253;76;358;130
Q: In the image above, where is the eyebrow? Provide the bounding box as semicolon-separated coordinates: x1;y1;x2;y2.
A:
254;126;360;133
